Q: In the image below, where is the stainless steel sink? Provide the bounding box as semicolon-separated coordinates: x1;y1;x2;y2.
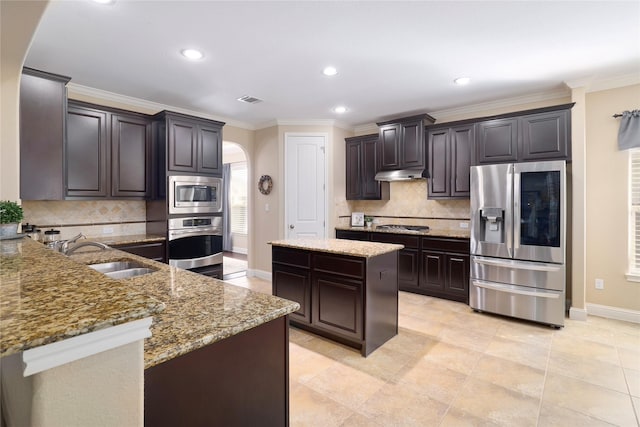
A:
88;260;157;279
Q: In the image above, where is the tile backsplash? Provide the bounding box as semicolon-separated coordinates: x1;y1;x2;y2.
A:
338;180;471;230
21;200;147;239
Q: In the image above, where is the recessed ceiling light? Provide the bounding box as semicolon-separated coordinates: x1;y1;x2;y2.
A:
323;66;338;76
92;0;115;4
333;106;348;114
454;77;471;85
181;49;204;60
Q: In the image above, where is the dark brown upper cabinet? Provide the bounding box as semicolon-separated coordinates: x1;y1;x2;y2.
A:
66;100;151;199
66;104;109;197
519;109;570;161
345;134;389;200
377;114;435;171
19;68;71;200
111;113;151;198
427;124;474;199
157;111;224;176
475;104;573;165
476;117;519;165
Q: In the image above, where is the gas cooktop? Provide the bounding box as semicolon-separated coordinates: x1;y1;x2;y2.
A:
375;224;430;232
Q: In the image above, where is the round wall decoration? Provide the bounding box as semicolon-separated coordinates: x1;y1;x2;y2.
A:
258;175;273;195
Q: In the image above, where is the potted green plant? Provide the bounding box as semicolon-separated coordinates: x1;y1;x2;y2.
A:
364;215;374;229
0;200;24;238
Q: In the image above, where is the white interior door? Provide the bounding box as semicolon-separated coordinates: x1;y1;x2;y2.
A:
285;134;326;239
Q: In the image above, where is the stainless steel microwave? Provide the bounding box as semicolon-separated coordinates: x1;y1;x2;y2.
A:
168;175;223;214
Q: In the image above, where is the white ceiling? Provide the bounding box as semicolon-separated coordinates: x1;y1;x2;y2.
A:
25;1;640;129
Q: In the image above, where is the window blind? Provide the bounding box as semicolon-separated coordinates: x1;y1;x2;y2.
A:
631;149;640;274
230;162;248;235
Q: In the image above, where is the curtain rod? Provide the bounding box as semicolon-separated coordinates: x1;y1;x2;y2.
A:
613;113;623;118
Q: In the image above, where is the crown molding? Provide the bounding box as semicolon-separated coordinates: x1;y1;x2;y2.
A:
429;89;570;122
353;123;378;135
254;118;352;131
586;73;640;93
67;83;256;130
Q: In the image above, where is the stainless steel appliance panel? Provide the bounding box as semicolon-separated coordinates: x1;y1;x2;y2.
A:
470;279;565;327
168;216;223;270
470;163;513;259
471;256;565;291
513;161;566;264
168;175;223;215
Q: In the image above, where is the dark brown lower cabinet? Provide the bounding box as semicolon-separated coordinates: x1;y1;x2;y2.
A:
145;316;289;427
419;237;469;303
111;240;166;263
272;245;398;356
336;229;470;303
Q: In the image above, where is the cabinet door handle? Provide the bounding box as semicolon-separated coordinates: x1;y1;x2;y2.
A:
289;224;295;229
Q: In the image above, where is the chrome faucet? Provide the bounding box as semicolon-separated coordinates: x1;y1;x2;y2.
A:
59;233;86;253
63;240;110;255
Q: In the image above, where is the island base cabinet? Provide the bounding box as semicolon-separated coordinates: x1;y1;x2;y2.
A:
144;316;289;427
273;246;398;357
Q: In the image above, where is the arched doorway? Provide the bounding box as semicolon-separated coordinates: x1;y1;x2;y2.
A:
222;141;248;279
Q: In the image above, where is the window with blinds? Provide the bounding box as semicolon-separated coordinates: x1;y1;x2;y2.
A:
230;162;247;235
630;149;640;279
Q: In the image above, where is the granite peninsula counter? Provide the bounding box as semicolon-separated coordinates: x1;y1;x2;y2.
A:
270;238;403;356
1;237;299;426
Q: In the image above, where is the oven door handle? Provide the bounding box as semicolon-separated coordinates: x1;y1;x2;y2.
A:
169;228;221;238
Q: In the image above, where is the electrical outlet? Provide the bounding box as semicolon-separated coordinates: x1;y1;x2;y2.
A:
595;278;604;289
459;222;469;229
265;203;270;212
103;226;114;234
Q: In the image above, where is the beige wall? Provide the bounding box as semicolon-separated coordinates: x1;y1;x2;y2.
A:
253;126;280;273
585;84;640;311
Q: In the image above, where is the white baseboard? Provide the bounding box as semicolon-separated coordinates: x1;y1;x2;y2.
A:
231;247;247;255
587;303;640;324
247;269;272;282
569;306;588;321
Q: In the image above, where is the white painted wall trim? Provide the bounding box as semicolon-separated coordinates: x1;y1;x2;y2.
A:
247;269;272;282
231;247;248;255
22;317;153;376
587;303;640;324
68;83;254;130
569;306;588;321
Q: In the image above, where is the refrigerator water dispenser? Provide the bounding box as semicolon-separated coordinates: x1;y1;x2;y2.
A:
479;208;504;243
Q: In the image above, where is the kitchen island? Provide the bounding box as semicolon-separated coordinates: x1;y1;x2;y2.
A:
270;238;403;356
1;238;299;426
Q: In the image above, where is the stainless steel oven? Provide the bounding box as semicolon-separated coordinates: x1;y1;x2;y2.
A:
168;216;222;276
168;175;223;215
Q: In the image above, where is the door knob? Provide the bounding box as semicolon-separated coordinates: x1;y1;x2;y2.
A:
289;224;295;229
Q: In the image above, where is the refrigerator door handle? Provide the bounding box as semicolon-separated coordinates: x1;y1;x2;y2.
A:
472;279;561;299
512;165;521;253
473;256;563;272
506;163;514;258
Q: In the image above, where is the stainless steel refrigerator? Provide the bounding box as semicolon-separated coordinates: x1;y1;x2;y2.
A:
470;160;566;327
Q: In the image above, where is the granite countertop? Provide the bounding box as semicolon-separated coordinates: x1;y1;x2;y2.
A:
67;249;299;369
335;226;471;239
1;238;299;369
0;238;165;358
269;238;404;258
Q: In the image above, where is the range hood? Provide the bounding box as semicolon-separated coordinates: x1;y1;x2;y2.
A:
374;168;428;181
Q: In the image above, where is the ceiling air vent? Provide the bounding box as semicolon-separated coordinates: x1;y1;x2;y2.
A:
237;95;263;104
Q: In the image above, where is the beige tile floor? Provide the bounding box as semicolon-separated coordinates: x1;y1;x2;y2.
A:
226;276;640;427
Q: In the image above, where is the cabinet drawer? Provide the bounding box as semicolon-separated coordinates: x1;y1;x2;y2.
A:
335;230;370;241
371;233;419;249
314;254;364;280
272;247;311;269
421;237;469;254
